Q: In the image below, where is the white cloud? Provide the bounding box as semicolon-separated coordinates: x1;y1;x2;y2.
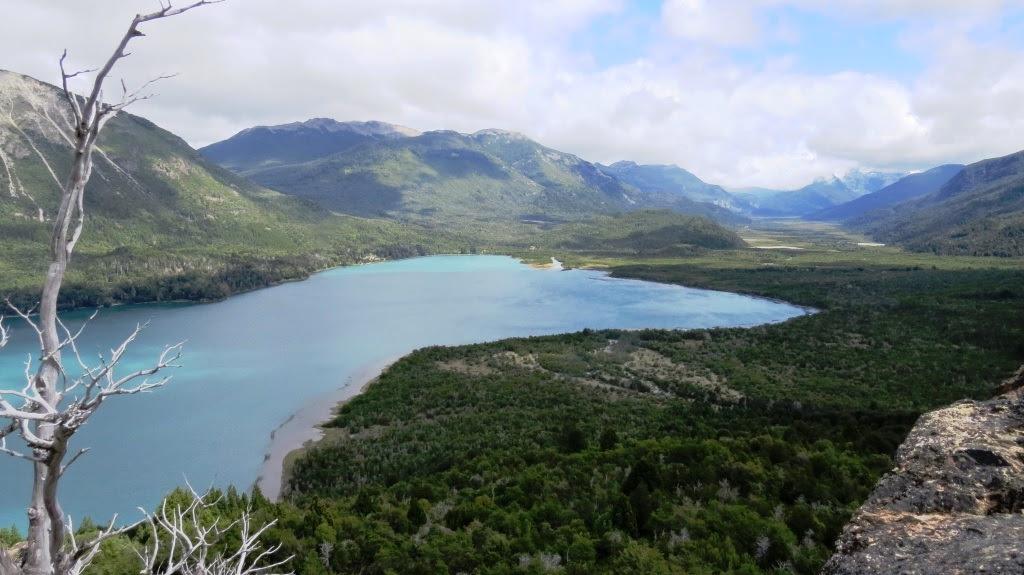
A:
1;0;1023;189
661;0;762;46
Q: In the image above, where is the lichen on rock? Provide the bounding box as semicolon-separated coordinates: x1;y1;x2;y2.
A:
823;366;1024;574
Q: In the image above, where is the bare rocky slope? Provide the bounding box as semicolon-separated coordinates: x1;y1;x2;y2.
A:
823;366;1024;574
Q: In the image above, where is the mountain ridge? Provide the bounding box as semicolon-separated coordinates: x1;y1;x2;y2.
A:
812;164;964;222
0;69;748;308
736;169;905;217
598;160;749;213
856;150;1024;256
201;119;746;226
200;118;420;175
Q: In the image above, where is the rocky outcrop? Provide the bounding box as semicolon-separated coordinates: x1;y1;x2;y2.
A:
823;366;1024;574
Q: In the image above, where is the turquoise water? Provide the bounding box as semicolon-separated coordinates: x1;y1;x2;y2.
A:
0;255;807;529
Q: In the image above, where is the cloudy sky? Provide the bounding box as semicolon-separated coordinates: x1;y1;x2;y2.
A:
3;0;1024;188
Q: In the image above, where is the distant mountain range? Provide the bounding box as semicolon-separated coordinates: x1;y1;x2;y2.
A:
202;117;1024;256
735;170;906;217
200;119;744;226
812;165;964;222
6;61;1020;281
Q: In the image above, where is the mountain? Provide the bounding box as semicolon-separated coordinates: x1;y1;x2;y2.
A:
597;161;749;212
840;169;906;197
736;169;905;217
199;118;420;176
858;150;1024;256
737;176;857;217
811;164;964;222
203;122;741;226
0;70;444;307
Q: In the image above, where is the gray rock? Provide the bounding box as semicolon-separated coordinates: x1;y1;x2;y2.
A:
823;366;1024;574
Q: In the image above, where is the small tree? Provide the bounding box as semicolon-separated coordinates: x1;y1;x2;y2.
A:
0;3;289;574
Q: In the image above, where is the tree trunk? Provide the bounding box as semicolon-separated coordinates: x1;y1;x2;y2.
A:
22;144;92;575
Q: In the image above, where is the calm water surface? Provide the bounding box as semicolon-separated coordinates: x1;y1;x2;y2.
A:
0;255;807;528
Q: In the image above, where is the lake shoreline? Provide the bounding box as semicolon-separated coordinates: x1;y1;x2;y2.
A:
255;355;401;501
37;253;558;316
0;253;825;528
253;255;813;501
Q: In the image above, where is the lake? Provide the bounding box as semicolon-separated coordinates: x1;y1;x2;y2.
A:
0;255;808;529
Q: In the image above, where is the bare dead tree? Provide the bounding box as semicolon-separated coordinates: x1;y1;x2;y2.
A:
0;2;290;574
137;487;289;575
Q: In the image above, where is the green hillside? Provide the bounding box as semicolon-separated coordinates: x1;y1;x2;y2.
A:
0;70;456;307
262;239;1024;575
542;211;746;255
228;128;641;225
858;150;1024;256
202;122;743;227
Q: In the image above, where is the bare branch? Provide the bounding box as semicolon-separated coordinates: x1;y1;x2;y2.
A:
139;490;291;575
140;1;226;22
58;50;91;127
59;514;143;575
59;448;90;477
4;298;42;349
0;434;44;462
77;1;224;136
0;314;8;350
0;396;55;423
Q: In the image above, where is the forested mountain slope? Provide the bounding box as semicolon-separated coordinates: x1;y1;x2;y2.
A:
542;210;746;255
857;150;1024;256
0;70;451;307
256;250;1024;574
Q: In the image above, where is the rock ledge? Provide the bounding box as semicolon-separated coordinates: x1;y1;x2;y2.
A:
824;367;1024;574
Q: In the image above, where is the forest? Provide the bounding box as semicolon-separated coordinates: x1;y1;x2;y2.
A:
48;239;1024;574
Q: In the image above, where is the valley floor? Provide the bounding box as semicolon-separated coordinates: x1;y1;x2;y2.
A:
236;222;1024;574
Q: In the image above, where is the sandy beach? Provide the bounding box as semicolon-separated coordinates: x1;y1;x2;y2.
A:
527;257;564;270
255;355;399;500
